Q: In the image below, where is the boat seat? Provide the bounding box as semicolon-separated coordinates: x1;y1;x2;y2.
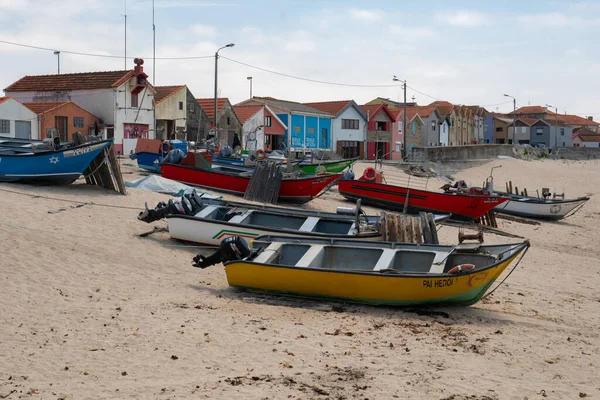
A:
429;252;450;274
229;210;252;224
296;245;325;268
298;217;320;232
194;205;220;219
373;249;397;271
254;243;284;264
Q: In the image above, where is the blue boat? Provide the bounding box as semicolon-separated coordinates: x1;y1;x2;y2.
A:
132;139;188;173
0;137;113;184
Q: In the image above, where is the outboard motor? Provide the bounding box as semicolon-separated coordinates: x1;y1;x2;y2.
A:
161;148;185;165
192;236;251;269
138;192;204;223
341;169;355;181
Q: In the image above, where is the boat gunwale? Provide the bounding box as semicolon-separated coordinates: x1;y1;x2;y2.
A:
494;191;590;205
0;138;113;158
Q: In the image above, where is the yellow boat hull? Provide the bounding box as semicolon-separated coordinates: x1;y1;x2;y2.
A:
224;249;525;306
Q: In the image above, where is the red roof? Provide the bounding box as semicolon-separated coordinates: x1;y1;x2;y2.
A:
360;104;395;121
196;98;229;122
517;117;539;126
575;132;600;142
232;105;263;124
508;106;549;115
154;85;186;104
303;100;352;116
556;114;600;126
429;101;454;117
4;70;136;92
23;102;67;115
392;107;422;123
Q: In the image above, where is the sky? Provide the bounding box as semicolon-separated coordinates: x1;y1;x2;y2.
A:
1;0;599;116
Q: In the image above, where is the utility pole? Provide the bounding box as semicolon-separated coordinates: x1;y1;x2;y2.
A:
247;76;253;98
122;0;127;69
214;43;235;132
152;0;155;85
53;51;60;74
392;75;407;159
546;104;558;148
504;94;516;144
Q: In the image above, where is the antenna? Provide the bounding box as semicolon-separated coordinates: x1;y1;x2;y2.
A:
122;0;127;69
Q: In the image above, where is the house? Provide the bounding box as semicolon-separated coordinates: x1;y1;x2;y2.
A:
390;107;424;160
507;105;549;120
508;106;599;136
4;58;156;155
482;110;494;144
464;106;487;144
23;101;100;141
454;105;474;145
232;104;287;152
365;97;417;108
195;98;243;148
508;117;537;144
154;85;210;142
360;104;395;160
0;96;39;139
573;127;600;147
430;101;457;145
236;97;333;152
556;114;600;133
492;113;512;144
531;119;572;147
303;100;367;158
411;105;442;146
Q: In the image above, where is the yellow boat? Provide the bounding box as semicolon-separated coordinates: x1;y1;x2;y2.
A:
192;235;530;306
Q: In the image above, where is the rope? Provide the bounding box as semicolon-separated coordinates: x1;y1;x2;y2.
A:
481;242;530;300
311;176;342;200
0;186;143;210
81;156;106;179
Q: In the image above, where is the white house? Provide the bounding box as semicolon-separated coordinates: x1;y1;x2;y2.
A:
303;100;367;158
439;117;449;146
233;104;287;152
4;58;155;155
154;85;211;142
0;97;39;139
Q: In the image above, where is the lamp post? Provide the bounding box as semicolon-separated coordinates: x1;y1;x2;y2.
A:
546;104;558;148
504;94;516;144
214;43;235;130
392;75;407;160
54;51;60;74
247;76;253;98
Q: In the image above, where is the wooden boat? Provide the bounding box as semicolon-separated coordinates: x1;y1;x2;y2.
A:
0;137;113;184
192;235;530;306
161;163;341;204
493;191;589;220
138;194;451;245
212;154;357;174
338;179;509;222
131;138;190;173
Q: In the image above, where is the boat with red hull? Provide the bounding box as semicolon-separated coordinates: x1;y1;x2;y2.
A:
338;179;508;221
161;163;341;204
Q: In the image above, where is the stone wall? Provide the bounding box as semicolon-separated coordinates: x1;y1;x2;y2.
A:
408;144;517;162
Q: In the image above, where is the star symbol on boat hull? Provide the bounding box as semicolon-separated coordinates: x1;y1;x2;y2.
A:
49;156;59;164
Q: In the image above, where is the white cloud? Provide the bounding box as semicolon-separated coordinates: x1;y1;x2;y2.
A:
191;24;216;38
388;26;435;39
565;48;581;56
518;12;579;27
284;30;316;54
349;8;383;22
153;1;230;8
440;10;487;27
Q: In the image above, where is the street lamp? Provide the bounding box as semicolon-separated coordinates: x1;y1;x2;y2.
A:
393;75;407;160
54;51;60;74
214;43;235;130
546;104;558;148
247;76;253;98
504;94;516;144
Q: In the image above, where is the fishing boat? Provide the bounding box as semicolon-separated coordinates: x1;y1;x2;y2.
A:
338;178;508;222
493;191;589;220
212;154;357;175
138;193;451;245
0;137;113;184
130;138;190;173
161;163;341;204
191;235;530;306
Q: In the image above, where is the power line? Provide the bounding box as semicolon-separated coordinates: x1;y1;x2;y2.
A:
0;39;213;60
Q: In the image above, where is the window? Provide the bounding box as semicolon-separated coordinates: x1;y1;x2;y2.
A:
431;121;436;131
321;128;328;148
131;93;138;108
395;141;401;152
265;116;272;127
227;117;231;126
265;135;271;145
376;121;386;131
341;119;359;130
411;122;416;134
398;122;403;133
0;119;10;134
562;142;565;146
536;127;543;135
73;117;84;128
496;127;503;132
179;101;183;110
293;126;301;133
521;127;526;134
307;127;315;134
561;128;565;136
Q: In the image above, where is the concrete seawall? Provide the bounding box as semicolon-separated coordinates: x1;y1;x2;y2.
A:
408;145;600;162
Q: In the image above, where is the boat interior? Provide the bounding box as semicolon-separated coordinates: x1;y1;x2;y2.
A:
246;236;524;275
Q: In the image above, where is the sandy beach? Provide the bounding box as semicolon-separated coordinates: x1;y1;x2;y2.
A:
1;157;599;399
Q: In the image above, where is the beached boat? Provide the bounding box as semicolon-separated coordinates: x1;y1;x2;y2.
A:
0;137;113;183
493;191;589;220
130;138;190;173
191;235;530;306
211;154;357;174
338;179;508;221
161;163;341;204
138;194;451;245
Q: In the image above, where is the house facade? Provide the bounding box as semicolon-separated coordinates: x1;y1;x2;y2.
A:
236;97;333;152
24;101;101;141
233;104;287;152
154;85;210;142
304;100;367;159
573;128;600;147
360;104;394;160
4;58;155;155
412;105;441;146
439;117;449;146
392;109;424;160
482;111;494;144
196;98;243;148
0;96;39;139
492;114;511;144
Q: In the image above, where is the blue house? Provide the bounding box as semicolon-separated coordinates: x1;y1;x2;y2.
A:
235;97;332;151
483;110;494;144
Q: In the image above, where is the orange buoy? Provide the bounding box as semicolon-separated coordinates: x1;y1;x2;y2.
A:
255;149;267;161
447;264;476;274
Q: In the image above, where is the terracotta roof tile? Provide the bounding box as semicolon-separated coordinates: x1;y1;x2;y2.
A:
23;102;68;115
556;114;600;126
576;133;600;142
154;85;186;104
232;105;263;124
196;98;229;122
508;106;549;115
359;104;395;121
4;70;136;92
252;97;331;116
0;96;12;105
303;100;352;116
517;117;539;126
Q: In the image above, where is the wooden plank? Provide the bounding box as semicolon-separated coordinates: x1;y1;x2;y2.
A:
420;212;432;244
427;213;439;244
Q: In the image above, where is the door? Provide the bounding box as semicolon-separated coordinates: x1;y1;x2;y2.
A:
55;116;68;141
15;120;31;139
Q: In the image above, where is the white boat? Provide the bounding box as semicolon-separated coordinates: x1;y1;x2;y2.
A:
138;194;450;246
493;192;589;220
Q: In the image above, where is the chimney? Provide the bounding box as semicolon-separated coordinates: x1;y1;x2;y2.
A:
588;116;593;121
133;58;144;74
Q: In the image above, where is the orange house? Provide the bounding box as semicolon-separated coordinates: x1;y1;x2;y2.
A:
23;101;101;141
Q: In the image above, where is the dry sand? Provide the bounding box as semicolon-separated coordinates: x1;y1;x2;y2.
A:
1;157;599;399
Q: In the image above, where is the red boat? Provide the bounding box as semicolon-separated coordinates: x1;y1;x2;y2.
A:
161;163;341;204
338;179;509;221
